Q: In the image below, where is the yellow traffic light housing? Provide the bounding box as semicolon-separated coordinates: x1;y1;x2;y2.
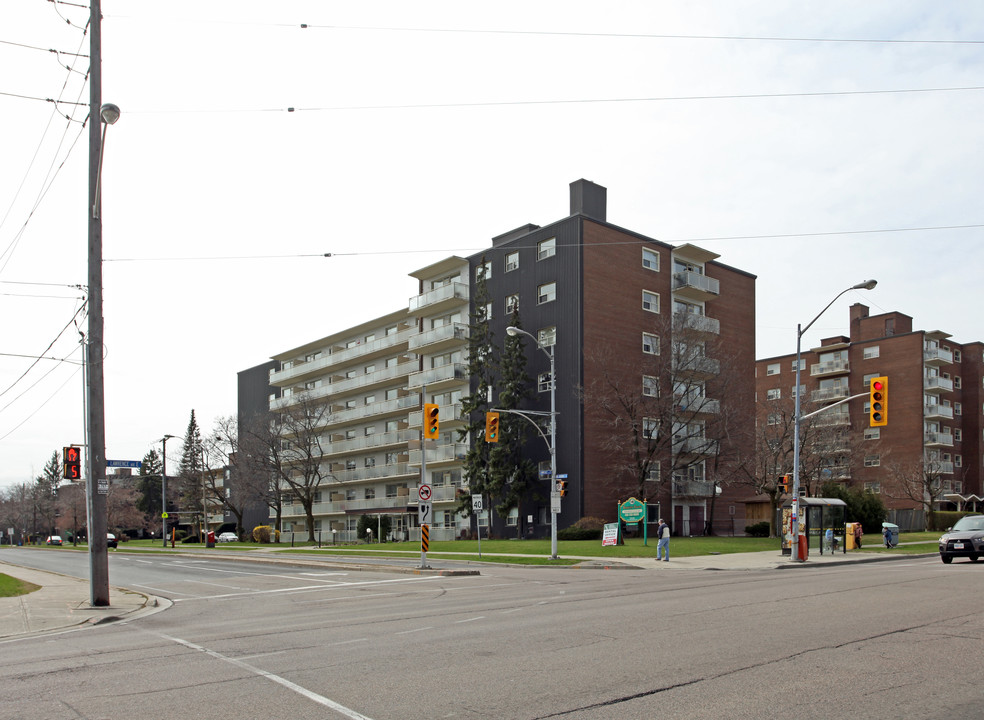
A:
778;474;790;493
869;376;888;427
63;446;81;480
557;480;568;497
485;412;500;442
424;403;440;438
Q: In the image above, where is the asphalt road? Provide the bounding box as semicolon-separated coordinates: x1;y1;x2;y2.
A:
0;550;978;719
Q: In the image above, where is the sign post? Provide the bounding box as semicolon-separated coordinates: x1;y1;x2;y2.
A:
618;497;648;545
472;494;483;557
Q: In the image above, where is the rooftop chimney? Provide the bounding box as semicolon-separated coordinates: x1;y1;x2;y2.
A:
570;179;607;221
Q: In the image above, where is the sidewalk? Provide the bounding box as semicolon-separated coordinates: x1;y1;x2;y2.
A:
570;547;930;571
0;561;161;640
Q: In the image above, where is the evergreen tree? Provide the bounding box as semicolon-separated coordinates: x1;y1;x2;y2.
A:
136;448;162;516
178;410;204;507
35;451;61;536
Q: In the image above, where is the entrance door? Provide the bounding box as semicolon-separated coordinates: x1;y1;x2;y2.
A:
690;505;705;537
674;505;684;536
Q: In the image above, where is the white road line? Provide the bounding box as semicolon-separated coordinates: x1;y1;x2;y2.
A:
149;630;374;720
454;616;485;624
171;575;441;602
395;626;434;635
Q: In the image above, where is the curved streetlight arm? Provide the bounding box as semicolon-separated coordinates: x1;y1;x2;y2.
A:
799;280;877;340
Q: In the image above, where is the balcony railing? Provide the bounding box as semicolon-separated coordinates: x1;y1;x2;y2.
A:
674;312;720;335
924;376;953;393
320;429;412;458
409;282;469;314
408;443;468;466
811;386;850;403
407;363;468;390
408;323;470;352
672;436;719;455
924;432;954;447
811;359;849;376
813;412;850;427
924;403;954;420
270;328;414;385
674;398;720;416
672;271;720;300
923;347;953;365
672;480;716;497
672;355;720;376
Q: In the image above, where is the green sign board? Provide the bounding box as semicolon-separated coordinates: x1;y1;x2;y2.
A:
618;497;646;524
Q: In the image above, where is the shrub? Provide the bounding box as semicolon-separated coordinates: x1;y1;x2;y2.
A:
252;525;280;543
745;521;770;537
357;515;392;542
930;511;981;532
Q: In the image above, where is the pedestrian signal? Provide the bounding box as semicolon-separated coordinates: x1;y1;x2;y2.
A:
63;446;81;480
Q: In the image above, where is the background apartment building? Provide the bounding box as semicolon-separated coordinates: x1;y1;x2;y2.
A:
246;180;757;541
756;303;983;529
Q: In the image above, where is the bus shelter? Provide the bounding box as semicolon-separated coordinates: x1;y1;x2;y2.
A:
779;497;848;556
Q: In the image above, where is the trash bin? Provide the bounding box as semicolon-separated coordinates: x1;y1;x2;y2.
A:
845;522;857;550
882;523;899;548
206;531;215;548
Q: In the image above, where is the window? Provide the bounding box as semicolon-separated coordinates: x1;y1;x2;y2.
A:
345;399;357;409
955;376;962;389
642;247;659;271
476;261;492;280
791;384;805;398
386;356;399;368
791;359;805;371
345;460;357;470
538;326;557;347
643;375;659;397
642;290;659;313
481;302;492;321
863;346;880;359
642;417;658;439
345;429;357;440
506;294;519;314
766;363;780;376
538;371;553;393
364;425;376;436
305;380;319;390
506;508;518;526
864;428;881;440
767;413;782;426
864;455;881;467
505;251;519;272
863;373;879;387
766;388;781;400
385;452;400;465
643;332;659;355
385;324;399;336
365;488;376;500
364;394;375;405
863;482;881;494
305;351;321;362
537;237;556;260
954;349;962;362
955;429;962;442
365;457;375;468
955;402;962;416
346;369;357;379
385;420;399;433
538;282;556;305
365;364;375;374
955;455;963;467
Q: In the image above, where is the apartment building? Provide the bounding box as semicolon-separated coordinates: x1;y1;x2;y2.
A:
252;180;757;541
756;303;983;526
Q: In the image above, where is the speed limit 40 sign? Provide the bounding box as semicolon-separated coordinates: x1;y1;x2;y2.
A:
472;494;483;512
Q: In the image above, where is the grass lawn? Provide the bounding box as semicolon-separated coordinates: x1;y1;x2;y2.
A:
0;573;40;598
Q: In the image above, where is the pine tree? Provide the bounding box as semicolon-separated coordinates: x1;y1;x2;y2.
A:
178;410;204;507
135;448;162;516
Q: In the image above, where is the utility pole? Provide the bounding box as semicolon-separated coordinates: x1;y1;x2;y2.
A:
85;0;109;606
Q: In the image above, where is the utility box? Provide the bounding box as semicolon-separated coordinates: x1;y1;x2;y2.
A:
845;522;857;549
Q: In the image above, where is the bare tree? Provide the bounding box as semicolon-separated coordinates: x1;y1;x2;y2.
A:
884;455;950;528
55;483;87;544
238;409;284;535
106;478;147;536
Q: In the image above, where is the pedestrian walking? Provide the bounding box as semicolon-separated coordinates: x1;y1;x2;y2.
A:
656;518;670;561
853;522;863;550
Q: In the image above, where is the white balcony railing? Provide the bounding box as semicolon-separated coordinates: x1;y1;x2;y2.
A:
409;282;469;313
924;376;953;393
407;363;469;390
408;323;470;352
811;359;850;376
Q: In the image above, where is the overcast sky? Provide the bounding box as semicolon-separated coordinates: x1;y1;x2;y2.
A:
2;1;983;489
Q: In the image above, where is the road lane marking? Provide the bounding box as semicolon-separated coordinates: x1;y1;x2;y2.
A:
454;616;485;624
171;575;441;602
148;630;374;720
395;626;433;635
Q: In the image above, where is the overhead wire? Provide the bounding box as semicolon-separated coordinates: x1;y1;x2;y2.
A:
0;300;86;401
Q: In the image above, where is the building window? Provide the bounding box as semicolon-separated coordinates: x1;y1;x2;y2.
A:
791;384;805;398
345;429;357;440
791;359;805;371
767;388;781;400
537;282;556;305
365;394;375;405
955;429;962;442
642;247;659;271
955;402;962;416
385;324;398;336
346;460;357;471
863;373;879;387
365;457;375;468
954;376;962;389
506;508;518;526
365;487;376;500
385;452;399;465
537;237;556;260
642;290;660;313
364;425;376;436
642;417;658;439
863;346;880;359
538;371;553;393
953;348;962;361
955;455;963;467
538;326;557;347
643;332;659;355
767;413;782;426
766;363;780;376
365;364;375;375
476;261;492;280
864;455;881;467
643;375;658;397
505;251;519;272
506;294;519;314
863;482;881;494
864;428;881;440
481;302;492;321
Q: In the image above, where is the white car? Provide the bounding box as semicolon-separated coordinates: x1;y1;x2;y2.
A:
217;532;238;543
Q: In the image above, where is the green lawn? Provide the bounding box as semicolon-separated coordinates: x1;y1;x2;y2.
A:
0;573;40;598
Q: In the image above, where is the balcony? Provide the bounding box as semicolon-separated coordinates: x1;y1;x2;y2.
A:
672;271;720;302
924;432;954;447
408;323;470;353
319;429;412;459
408;402;466;428
924;403;954;420
813;412;850;427
674;397;720;416
672;355;720;378
409;282;469;315
328;462;417;485
408;442;468;467
811;386;850;403
270;329;414;386
331;394;420;426
407;362;469;391
672;436;719;456
923;347;953;366
811;359;849;377
818;465;851;480
925;461;954;475
271;364;413;411
672;480;717;498
924;376;953;393
674;312;720;335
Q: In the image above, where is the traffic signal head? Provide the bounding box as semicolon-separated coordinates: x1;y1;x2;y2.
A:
424;403;440;438
869;376;888;427
63;446;81;480
558;480;568;497
779;474;790;493
485;412;500;443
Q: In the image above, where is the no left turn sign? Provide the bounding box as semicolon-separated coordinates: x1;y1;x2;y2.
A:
418;484;432;502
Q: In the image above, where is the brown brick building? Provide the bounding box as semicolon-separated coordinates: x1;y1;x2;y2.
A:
756;303;983;528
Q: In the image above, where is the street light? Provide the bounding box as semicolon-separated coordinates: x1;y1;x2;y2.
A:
161;434;176;547
506;325;559;560
791;279;877;562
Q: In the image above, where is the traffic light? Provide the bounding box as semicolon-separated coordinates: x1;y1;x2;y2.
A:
869;376;888;427
485;412;500;442
557;480;568;497
63;446;81;480
778;474;790;493
423;403;440;438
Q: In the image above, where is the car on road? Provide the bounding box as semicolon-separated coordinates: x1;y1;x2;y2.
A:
217;532;238;543
939;515;984;563
45;535;63;546
106;533;118;548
